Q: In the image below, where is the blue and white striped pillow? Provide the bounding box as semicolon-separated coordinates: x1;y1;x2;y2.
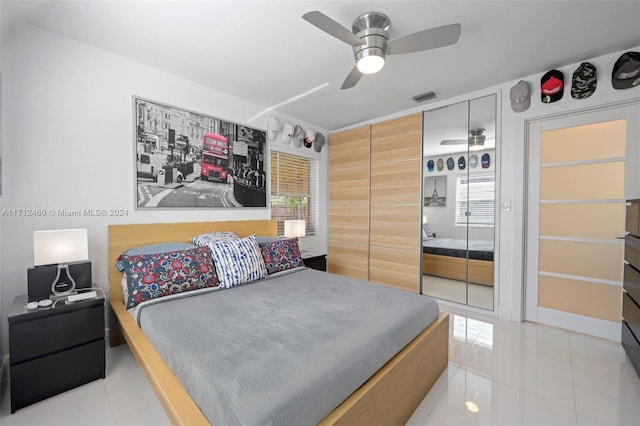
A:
207;234;268;288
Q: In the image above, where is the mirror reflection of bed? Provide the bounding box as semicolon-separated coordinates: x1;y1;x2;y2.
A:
421;232;494;309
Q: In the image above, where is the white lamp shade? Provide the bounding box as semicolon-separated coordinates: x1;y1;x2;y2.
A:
284;220;306;238
34;229;89;266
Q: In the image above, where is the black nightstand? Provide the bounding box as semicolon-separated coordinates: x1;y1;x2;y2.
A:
302;251;327;272
8;294;105;413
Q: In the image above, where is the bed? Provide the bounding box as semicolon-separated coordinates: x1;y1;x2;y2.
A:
108;220;449;425
422;237;494;286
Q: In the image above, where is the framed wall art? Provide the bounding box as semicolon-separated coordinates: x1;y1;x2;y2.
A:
424;176;446;207
134;96;266;208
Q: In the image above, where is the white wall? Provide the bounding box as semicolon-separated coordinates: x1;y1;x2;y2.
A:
340;45;640;322
0;20;329;354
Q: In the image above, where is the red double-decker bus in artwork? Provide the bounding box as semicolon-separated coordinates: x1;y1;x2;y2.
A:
201;133;229;182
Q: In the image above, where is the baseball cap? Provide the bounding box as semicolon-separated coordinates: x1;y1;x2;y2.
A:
303;128;315;148
436;158;444;171
427;160;434;172
541;70;564;103
292;125;304;147
481;153;490;169
612;51;640;90
446;157;454;170
469;154;478;168
571;62;597;99
267;116;280;141
314;132;326;153
510;80;531;112
281;122;293;144
458;156;466;170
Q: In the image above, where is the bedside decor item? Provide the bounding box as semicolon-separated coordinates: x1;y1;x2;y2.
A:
32;229;89;298
284;219;306;238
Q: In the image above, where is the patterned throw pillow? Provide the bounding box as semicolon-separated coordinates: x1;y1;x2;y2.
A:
207;234;268;288
259;238;305;274
122;246;218;309
116;242;198;272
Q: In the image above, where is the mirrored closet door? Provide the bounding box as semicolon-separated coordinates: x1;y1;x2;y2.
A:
421;94;496;309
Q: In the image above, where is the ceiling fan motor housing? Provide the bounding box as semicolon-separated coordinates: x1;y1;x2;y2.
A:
468;128;486;147
352;12;390;66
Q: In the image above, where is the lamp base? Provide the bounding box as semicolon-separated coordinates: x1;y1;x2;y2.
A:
51;263;77;296
27;261;92;301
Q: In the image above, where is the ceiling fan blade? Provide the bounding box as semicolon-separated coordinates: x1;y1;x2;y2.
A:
387;23;461;55
341;65;363;90
303;11;364;47
440;136;495;145
440;139;467;145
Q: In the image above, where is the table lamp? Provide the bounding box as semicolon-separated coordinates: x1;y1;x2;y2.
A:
284;220;306;238
33;229;89;297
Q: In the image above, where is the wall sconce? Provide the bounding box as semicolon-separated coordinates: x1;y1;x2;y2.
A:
33;229;89;297
284;220;306;238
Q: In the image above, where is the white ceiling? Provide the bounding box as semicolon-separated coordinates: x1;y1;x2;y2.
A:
3;1;640;132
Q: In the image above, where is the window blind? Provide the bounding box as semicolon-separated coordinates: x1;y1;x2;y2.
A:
270;151;319;236
455;174;495;227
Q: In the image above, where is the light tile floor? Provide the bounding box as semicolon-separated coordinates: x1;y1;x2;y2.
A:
1;306;639;425
423;275;494;310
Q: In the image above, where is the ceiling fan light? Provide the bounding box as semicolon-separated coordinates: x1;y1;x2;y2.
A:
357;54;385;74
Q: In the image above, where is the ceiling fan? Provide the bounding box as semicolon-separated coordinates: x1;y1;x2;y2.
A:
302;10;461;89
440;128;493;147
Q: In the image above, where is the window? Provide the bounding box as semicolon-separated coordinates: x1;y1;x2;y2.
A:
270;151;319;236
455;174;495;227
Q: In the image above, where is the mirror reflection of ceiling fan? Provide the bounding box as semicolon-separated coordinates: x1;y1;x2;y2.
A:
440;128;494;147
302;10;461;89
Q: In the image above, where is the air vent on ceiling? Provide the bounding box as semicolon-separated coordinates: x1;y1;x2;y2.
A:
412;91;437;103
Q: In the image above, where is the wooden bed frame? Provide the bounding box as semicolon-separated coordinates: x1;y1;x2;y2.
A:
108;220;449;425
422;253;494;286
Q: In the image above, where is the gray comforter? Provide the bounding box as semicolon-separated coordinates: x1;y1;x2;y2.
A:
136;267;440;425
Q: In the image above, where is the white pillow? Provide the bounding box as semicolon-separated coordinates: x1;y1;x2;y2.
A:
207;235;268;288
191;231;239;247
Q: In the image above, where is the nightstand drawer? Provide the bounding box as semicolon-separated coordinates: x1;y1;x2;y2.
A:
11;339;105;412
624;263;640;304
10;304;104;364
622;320;640;376
623;292;640;341
625;235;640;270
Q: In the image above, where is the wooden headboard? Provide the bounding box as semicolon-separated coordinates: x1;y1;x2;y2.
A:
107;219;277;308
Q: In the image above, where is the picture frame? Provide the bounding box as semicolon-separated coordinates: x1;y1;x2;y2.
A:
134;96;266;208
424;176;446;207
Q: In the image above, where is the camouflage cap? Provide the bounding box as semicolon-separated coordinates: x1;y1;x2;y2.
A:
571;62;597;99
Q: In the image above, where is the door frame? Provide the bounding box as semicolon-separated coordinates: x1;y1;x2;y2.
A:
522;99;640;334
